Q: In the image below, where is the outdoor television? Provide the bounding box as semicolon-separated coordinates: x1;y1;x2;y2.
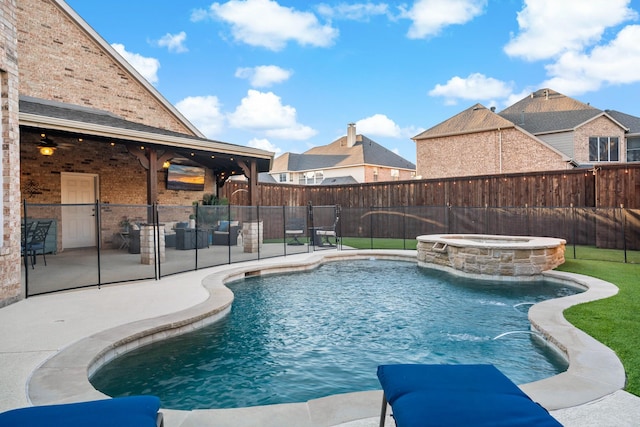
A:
166;164;205;191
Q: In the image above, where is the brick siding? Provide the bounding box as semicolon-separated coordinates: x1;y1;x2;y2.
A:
0;0;22;306
16;0;195;135
416;128;569;179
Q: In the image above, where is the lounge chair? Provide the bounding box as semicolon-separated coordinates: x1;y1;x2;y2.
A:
316;215;339;246
0;395;163;427
377;364;561;427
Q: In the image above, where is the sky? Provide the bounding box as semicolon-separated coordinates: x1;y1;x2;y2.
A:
64;0;640;164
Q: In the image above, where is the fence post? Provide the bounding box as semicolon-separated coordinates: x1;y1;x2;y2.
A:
621;204;627;263
571;204;576;260
402;205;407;250
370;206;374;249
95;200;102;288
155;203;161;279
23;199;29;297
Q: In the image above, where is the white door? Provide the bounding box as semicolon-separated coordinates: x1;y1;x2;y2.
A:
61;173;98;249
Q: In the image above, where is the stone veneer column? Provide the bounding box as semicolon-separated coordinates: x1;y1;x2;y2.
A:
140;224;165;265
242;221;263;253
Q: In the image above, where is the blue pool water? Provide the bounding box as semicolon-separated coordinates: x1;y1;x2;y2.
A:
91;260;579;410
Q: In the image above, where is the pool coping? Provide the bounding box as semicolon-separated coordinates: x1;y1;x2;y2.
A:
26;250;625;425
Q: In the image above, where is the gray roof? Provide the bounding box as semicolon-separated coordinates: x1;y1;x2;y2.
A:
273;134;415;172
499;109;603;134
414;104;515;140
606;110;640;134
320;176;359;185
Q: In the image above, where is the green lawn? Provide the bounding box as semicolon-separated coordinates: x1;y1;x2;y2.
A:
557;259;640;396
341;238;640;396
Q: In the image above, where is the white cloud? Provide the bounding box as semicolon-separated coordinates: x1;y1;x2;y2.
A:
157;31;188;53
541;25;640;95
402;0;487;39
203;0;338;51
429;73;513;105
355;114;421;139
175;95;225;138
235;65;292;87
504;0;637;61
247;138;281;155
227;90;318;140
316;3;390;21
111;43;160;85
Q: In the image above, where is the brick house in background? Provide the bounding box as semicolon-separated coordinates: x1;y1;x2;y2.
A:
270;123;416;185
414;89;640;179
0;0;273;307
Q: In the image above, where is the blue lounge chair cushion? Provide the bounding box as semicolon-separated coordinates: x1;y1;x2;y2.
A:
377;364;561;427
0;395;161;427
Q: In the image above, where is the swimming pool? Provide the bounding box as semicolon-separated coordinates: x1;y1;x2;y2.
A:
90;259;579;410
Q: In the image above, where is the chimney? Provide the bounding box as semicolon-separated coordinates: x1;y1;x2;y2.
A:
347;123;356;147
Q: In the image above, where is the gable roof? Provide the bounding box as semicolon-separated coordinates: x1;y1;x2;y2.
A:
498;89;630;135
47;0;203;137
606;110;640;135
413;104;515;140
274;134;415;172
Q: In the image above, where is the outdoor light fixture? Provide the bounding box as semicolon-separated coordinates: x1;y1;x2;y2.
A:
162;161;170;169
37;136;57;156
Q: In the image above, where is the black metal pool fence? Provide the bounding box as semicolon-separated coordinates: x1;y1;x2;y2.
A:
21;202;638;296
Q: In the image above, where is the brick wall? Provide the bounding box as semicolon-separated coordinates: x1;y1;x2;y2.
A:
416;128;568;179
20;131;215;207
16;0;195;135
574;116;627;163
0;0;22;307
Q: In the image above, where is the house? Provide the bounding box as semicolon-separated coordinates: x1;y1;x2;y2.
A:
270;123;416;185
0;0;273;307
414;89;639;179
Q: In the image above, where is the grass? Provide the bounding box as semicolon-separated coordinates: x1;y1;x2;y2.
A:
342;237;640;396
556;259;640;396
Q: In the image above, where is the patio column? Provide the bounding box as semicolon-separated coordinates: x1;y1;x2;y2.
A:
140;224;165;265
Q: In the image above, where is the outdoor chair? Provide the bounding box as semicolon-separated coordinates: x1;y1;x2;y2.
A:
25;220;52;268
377;364;561;427
0;395;163;427
212;220;239;246
316;215;339;246
285;217;306;245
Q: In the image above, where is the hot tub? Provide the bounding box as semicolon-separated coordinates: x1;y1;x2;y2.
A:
417;234;566;279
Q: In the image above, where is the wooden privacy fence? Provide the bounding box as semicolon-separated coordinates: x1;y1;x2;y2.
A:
221;164;640;209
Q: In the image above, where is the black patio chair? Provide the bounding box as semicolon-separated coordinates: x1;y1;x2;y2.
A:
26;220;52;268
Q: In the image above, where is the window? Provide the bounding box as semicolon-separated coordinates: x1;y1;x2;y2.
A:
298;171;323;185
391;169;399;181
589;137;619;162
278;173;287;183
627;137;640;162
373;168;378;182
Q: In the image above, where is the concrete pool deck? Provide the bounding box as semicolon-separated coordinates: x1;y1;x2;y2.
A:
1;250;639;426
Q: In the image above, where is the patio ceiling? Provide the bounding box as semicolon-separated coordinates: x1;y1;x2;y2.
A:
19;96;273;178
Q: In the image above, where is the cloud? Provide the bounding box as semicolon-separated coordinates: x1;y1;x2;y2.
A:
200;0;338;51
157;31;188;53
175;95;225;138
540;25;640;95
227;90;318;140
247;138;281;155
316;3;390;21
111;43;160;85
355;114;422;139
504;0;637;61
402;0;487;39
429;73;514;105
235;65;293;87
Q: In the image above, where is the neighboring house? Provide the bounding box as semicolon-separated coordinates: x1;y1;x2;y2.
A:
1;0;273;306
270;123;416;185
414;89;639;179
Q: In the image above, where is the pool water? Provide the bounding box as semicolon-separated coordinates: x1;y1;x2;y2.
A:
91;260;578;410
